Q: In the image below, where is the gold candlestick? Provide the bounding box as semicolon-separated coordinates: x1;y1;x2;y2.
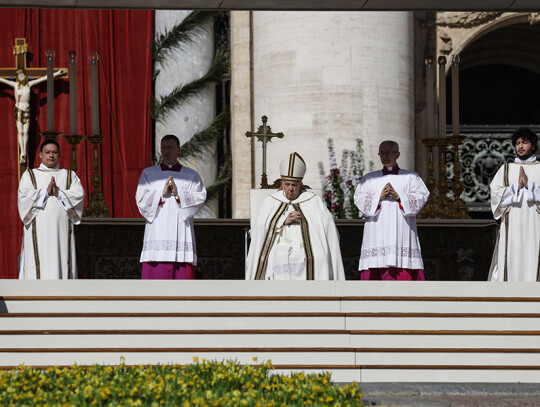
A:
63;134;84;172
437;56;447;139
419;138;441;219
449;135;470;219
83;134;110;217
437;139;449;197
40;130;62;141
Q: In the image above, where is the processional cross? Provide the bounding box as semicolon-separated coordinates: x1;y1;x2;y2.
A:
0;38;67;177
246;115;284;188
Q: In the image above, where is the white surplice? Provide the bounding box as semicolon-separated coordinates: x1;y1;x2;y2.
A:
17;166;85;279
354;168;429;270
488;157;540;281
246;190;346;280
136;164;206;265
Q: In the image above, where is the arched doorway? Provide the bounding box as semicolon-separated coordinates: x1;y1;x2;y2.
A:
444;22;540;213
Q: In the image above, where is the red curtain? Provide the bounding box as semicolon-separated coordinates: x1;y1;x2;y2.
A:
0;9;154;278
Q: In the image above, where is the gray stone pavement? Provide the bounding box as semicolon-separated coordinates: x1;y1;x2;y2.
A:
357;383;540;407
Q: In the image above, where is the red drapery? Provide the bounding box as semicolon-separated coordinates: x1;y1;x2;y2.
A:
0;9;154;278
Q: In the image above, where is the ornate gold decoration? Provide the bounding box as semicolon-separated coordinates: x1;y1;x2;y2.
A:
419;138;440;219
40;131;61;141
83;134;110;218
420;134;470;219
63;134;84;172
246;115;284;189
448;135;470;219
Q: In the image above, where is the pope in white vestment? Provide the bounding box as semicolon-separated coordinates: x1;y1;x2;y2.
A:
246;152;346;281
488;128;540;282
17;140;85;279
136;135;207;279
354;140;429;280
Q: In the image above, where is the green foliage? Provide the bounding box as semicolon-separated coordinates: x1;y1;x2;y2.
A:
179;109;230;160
151;10;232;205
0;359;363;406
151;50;230;122
152;11;220;63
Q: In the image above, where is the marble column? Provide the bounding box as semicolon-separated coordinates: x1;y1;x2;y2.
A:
230;11;415;218
230;11;253;219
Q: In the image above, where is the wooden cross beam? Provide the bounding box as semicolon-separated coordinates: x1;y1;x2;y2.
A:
0;38;68;79
0;38;69;178
246;115;284;188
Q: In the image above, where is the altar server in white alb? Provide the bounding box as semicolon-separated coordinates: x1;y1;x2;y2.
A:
17;139;85;279
488;127;540;282
136;135;207;279
354;140;429;280
246;152;345;280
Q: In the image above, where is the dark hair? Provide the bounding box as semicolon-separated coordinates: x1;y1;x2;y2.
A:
161;134;180;148
40;139;60;153
512;127;538;153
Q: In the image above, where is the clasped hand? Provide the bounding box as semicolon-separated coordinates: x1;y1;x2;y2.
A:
380;182;400;201
46;176;59;197
284;211;302;225
518;166;528;189
163;176;178;197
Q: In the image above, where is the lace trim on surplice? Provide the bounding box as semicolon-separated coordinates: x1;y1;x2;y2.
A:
272;263;306;276
406;194;418;213
363;194;374;213
360;246;422;259
143;240;193;252
182;190;196;207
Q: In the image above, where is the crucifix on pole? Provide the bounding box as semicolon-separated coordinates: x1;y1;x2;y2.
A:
0;38;67;178
246;115;284;188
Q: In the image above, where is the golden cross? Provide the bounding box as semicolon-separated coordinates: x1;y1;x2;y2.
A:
0;38;68;79
246;115;284;188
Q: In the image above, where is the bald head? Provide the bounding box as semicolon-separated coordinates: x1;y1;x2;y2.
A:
378;140;400;168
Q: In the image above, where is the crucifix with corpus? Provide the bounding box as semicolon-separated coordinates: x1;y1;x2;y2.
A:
0;38;67;166
246;115;285;188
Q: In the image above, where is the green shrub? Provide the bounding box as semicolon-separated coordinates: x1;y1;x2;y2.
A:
0;358;363;406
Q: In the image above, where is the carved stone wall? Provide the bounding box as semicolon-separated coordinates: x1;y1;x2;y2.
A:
435;12;540;58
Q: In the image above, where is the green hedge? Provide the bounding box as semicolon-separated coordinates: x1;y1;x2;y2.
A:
0;359;363;406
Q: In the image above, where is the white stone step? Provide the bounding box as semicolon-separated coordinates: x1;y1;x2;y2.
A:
0;315;346;330
0;333;352;348
4;299;540;314
358;369;540;383
341;300;540;313
355;351;540;366
350;334;540;348
346;316;540;330
3;280;540;298
2;332;538;350
0;351;355;367
1;299;342;313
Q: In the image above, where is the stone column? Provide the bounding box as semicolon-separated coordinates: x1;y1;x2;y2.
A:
155;10;217;218
230;11;253;219
251;11;415;192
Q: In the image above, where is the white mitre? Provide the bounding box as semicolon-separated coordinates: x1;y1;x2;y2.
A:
279;152;306;182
